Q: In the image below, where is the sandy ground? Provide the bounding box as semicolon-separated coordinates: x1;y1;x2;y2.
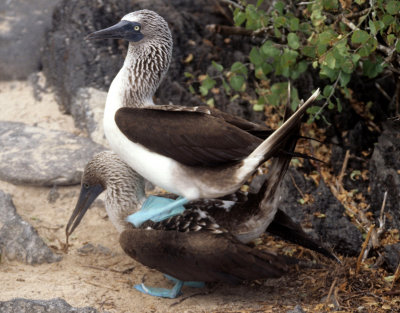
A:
0;78;325;313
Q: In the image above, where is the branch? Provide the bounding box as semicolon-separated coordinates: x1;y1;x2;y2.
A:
218;0;244;10
206;24;270;38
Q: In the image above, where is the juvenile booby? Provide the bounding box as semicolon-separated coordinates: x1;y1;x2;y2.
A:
87;9;321;226
66;151;336;298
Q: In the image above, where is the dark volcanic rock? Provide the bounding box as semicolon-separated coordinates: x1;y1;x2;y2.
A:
0;121;104;186
383;243;400;273
280;168;363;256
369;121;400;229
0;0;61;79
42;0;258;127
0;298;100;313
0;190;61;264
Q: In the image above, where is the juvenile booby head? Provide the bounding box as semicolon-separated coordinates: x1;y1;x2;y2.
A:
66;151;146;236
87;9;321;227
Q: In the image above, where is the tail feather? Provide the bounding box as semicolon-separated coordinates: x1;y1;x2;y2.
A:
243;89;320;171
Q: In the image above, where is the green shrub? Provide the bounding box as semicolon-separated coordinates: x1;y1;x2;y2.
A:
190;0;399;122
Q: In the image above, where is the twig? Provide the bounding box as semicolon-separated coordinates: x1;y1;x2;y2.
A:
312;72;341;122
218;0;244;10
377;191;387;237
337;149;350;192
325;277;338;304
392;261;400;289
83;280;120;291
206;24;275;39
290;173;306;199
356;224;375;274
297;1;316;5
80;264;135;274
344;8;371;18
375;82;391;101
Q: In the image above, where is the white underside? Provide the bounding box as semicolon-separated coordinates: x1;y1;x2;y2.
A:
104;69;203;199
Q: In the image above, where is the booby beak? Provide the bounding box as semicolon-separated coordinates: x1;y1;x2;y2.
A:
86;20;144;42
66;184;104;238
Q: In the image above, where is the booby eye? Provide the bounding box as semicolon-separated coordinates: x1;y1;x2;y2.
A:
134;25;140;31
83;183;90;189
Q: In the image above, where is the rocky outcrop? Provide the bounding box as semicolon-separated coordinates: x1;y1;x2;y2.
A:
0;190;61;264
0;121;104;186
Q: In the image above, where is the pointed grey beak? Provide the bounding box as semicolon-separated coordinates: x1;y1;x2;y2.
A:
66;184;104;238
86;20;144;42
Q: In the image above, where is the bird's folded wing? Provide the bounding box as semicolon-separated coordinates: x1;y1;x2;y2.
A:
115;106;263;167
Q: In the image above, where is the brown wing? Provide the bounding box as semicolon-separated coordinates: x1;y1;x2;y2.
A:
119;229;293;283
115;106;263;167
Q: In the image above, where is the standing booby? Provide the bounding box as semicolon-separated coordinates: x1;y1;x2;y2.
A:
66;150;336;298
87;9;321;226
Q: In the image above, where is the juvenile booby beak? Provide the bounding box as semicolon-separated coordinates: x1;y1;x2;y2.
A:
86;20;144;42
66;184;104;238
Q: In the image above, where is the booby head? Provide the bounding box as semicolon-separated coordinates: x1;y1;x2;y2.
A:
66;151;146;238
87;10;171;45
87;10;173;107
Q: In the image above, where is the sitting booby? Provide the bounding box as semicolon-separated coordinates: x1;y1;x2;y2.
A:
66;151;336;298
87;9;321;226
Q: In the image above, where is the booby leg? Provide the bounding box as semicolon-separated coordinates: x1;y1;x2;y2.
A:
164;274;205;288
126;196;188;227
134;280;184;299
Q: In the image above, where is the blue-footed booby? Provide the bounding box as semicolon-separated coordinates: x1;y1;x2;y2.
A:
87;9;321;227
66;149;336;298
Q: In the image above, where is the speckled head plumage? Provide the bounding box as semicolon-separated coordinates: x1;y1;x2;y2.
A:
66;151;146;237
88;9;173;107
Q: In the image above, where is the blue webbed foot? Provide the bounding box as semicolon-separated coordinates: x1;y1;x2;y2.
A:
134;280;184;299
126;196;188;227
163;274;205;288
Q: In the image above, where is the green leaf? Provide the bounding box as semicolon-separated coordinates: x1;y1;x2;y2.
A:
382;14;395;26
307;106;321;114
351;30;370;44
256;0;264;7
320;65;339;81
199;86;208;96
274;16;286;28
274;1;285;14
289;18;300;31
206;98;215;107
184;72;194;78
261;63;273;75
253;103;265;111
396;40;400;52
322;0;338;10
230;62;248;76
202;76;216;90
318;30;335;45
261;41;281;58
323;85;334;97
303;45;316;58
222;78;231;94
211;61;223;72
386;0;400;15
229;75;245;91
249;47;264;66
341;58;354;74
325;52;336;69
387;34;396;45
328;99;334;109
336;97;342;112
287;33;300;49
350;170;362;181
339;72;351;87
363;58;385;78
189;85;195;94
234;10;246;26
